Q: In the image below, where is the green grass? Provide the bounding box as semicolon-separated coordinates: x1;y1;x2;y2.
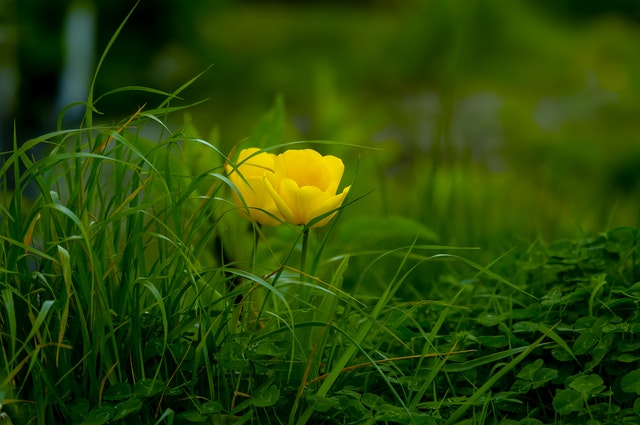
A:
2;3;640;423
2;81;640;423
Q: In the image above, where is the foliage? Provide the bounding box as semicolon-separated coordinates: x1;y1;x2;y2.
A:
2;4;640;423
2;85;640;423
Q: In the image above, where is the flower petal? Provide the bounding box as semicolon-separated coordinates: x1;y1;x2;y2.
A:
264;176;297;225
277;149;333;191
227;148;282;226
308;186;350;228
282;178;329;225
230;176;281;226
322;155;345;195
296;184;332;224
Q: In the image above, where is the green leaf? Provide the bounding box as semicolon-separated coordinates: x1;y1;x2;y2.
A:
621;369;640;394
361;393;383;408
218;341;249;369
605;227;637;253
77;407;114;425
133;379;164;398
304;394;333;413
375;404;411;423
585;333;614;371
516;359;543;381
198;401;223;415
540;289;564;306
252;383;280;407
532;368;558;389
68;398;90;423
553;389;583;415
249;341;287;357
520;419;544;425
103;383;132;401
572;331;598;355
112;399;143;421
477;335;509;348
179;410;208;423
511;321;539;333
551;347;575;361
589;403;621;416
476;313;507;327
547;239;576;258
568;374;605;396
618;339;640;353
511;379;532;394
517;250;547;270
616;353;639;362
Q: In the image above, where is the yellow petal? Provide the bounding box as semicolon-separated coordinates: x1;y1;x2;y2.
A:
308;186;350;228
270;177;333;226
236;148;276;177
230;176;281;226
264;176;297;225
296;184;332;224
277;149;333;191
261;148;349;227
321;154;345;195
227;148;282;226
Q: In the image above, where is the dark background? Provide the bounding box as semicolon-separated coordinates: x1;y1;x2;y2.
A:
2;0;639;245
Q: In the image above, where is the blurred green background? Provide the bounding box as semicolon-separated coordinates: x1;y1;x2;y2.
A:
4;0;640;251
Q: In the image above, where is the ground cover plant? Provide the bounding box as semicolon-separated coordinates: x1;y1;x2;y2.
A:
3;77;640;425
3;6;640;425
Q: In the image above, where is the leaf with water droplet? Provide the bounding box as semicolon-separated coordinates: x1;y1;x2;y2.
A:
112;399;142;421
568;374;605;396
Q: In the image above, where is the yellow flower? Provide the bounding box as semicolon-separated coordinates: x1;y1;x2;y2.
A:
226;148;283;226
264;149;350;228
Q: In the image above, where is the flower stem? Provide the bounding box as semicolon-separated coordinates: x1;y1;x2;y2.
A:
298;227;311;310
297;227;314;361
300;227;310;279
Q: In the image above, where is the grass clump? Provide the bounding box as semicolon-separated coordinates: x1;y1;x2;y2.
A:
2;19;640;425
3;96;640;424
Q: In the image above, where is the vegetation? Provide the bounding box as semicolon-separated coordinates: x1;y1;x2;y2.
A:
2;1;640;424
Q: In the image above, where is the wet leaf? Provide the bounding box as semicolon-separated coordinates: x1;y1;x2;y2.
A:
572;331;598;355
551;347;574;362
198;401;223;415
112;399;143;421
77;407;114;425
512;321;539;333
517;359;543;381
532;368;558;389
553;389;583;415
476;313;506;327
568;374;605;396
180;410;208;422
103;383;132;401
133;379;164;398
